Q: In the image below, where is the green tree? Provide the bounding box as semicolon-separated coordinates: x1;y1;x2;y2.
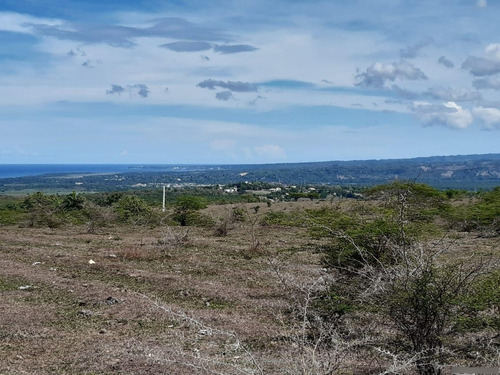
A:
309;182;499;375
172;195;207;226
21;192;61;227
113;195;153;225
60;191;85;211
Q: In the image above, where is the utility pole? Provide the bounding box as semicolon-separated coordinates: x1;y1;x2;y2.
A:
162;185;166;212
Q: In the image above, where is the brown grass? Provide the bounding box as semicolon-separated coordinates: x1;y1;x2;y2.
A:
0;200;498;374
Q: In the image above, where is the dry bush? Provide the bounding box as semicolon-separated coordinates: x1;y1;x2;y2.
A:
266;256;369;375
142;294;265;375
156;226;190;251
84;201;115;234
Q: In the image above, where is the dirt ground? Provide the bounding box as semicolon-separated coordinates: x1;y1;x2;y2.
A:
0;201;498;374
0;202;325;374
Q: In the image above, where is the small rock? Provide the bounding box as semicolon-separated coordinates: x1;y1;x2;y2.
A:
88;259;96;264
99;329;107;334
18;285;33;290
32;262;42;266
77;309;93;318
106;297;119;305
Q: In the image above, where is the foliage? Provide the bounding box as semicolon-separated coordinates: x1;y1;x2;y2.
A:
231;207;246;222
289;192;320;201
0;196;25;225
305;182;499;375
457;270;500;331
92;192;124;206
21;192;63;227
465;187;500;234
172;195;208;226
321;218;407;271
113;195;154;225
445;187;500;235
365;181;450;222
174;195;207;211
383;258;490;375
261;210;305;227
83;201;115;234
60;191;85;211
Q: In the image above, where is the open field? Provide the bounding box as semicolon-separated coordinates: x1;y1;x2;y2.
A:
0;196;499;374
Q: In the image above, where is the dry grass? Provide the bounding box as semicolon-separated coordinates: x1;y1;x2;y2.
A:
0;200;498;374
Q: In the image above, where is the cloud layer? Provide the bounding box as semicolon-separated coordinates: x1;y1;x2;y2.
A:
1;1;500;165
160;41;258;54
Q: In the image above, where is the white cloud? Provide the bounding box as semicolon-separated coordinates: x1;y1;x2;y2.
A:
472;106;500;129
462;43;500;77
485;43;500;61
476;0;487;8
412;101;473;129
0;12;61;34
425;87;481;102
355;60;427;88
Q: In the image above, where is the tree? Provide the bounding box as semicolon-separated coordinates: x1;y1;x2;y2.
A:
308;182;499;374
21;192;61;227
60;191;85;211
113;195;153;225
172;195;207;226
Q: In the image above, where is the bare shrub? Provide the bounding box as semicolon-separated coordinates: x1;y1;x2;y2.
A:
267;256;366;374
306;182;500;375
84;202;115;234
213;207;238;237
246;207;262;255
214;219;230;237
142;294;264;375
156;226;190;251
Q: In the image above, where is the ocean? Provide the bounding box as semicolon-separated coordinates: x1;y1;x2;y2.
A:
0;164;150;179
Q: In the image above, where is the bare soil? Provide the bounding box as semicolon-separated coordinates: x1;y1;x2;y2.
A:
0;201;498;374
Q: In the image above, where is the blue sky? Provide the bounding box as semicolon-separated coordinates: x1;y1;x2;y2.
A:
0;0;499;164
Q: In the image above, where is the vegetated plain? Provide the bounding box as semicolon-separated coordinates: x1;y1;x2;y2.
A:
1;153;499;194
0;182;499;374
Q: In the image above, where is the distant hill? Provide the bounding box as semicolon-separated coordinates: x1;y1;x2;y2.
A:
1;154;499;193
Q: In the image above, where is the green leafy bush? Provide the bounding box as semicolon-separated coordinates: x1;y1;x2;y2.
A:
457;270;500;331
113;195;154;225
172;195;208;226
21;192;62;227
260;211;305;227
467;187;500;233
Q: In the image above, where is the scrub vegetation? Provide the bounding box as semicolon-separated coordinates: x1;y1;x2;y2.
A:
0;182;498;374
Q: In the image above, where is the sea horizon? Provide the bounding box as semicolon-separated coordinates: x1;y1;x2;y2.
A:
0;164;159;179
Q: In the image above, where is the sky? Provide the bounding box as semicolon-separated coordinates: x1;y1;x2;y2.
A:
0;0;499;164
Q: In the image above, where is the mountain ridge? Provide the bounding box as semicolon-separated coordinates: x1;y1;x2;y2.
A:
1;153;499;192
